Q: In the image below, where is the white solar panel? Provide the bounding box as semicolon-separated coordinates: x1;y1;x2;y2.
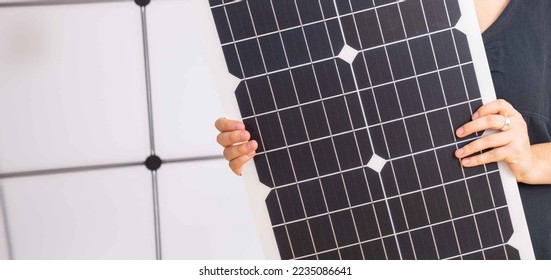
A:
204;0;534;259
0;2;149;173
0;0;263;260
1;167;156;259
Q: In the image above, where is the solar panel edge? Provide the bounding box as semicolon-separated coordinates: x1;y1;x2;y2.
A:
198;0;283;259
455;0;534;260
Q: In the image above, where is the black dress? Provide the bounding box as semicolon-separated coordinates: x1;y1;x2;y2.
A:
483;0;551;259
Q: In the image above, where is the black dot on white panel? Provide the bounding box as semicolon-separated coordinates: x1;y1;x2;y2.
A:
209;0;523;260
145;155;162;171
134;0;150;7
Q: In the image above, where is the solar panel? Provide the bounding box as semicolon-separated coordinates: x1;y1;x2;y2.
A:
206;0;534;259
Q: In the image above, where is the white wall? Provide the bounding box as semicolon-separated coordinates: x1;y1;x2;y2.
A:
0;0;263;259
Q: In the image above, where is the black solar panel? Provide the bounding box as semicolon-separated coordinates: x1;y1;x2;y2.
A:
208;0;533;259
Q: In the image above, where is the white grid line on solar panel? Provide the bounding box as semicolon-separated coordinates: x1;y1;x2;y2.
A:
438;0;508;260
216;1;420;48
264;0;470;260
400;0;502;259
259;2;350;260
306;0;379;259
258;0;346;259
444;20;509;259
289;205;508;260
379;1;442;258
246;98;481;161
211;0;399;10
240;62;475;120
270;169;501;226
424;3;476;259
240;0;323;259
310;0;488;254
246;0;391;259
280;0;488;258
442;0;509;258
418;0;486;259
404;0;464;258
400;0;459;259
334;0;400;259
287;0;368;259
210;0;400;35
312;0;384;258
265;0;344;259
256;0;359;260
412;0;474;259
378;0;438;248
220;1;303;259
259;135;495;192
251;89;477;251
440;0;507;259
246;102;480;156
330;0;417;259
224;27;459;82
315;0;381;259
444;244;510;260
296;214;509;260
255;119;478;163
297;243;510;260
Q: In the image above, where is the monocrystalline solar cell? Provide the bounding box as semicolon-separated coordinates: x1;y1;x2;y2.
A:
208;0;534;259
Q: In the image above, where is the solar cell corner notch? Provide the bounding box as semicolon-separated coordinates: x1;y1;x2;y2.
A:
366;154;387;173
337;44;359;64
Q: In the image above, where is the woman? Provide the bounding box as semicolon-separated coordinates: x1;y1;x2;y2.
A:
215;0;551;259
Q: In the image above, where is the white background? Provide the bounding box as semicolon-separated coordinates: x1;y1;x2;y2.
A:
0;0;263;259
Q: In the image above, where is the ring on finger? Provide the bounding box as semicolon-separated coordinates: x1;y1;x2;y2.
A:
500;116;511;131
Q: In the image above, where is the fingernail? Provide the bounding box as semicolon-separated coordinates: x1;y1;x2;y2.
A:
236;123;245;130
472;112;479;120
456;149;464;156
456;127;464;137
248;141;256;149
240;132;248;140
462;158;471;165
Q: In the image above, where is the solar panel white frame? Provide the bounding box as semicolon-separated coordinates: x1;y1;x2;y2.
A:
203;0;534;259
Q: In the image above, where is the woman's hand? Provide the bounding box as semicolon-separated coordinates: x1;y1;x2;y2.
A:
215;117;258;176
455;99;534;183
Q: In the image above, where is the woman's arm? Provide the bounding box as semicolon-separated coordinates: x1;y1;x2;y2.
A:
522;143;551;185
